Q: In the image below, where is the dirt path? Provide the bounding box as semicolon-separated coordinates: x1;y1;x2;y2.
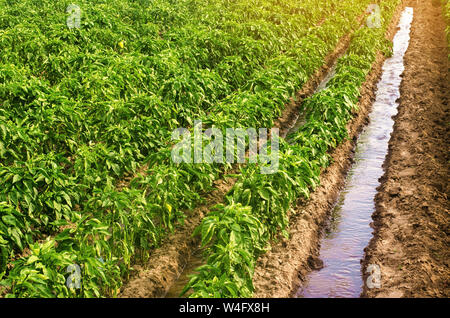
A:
362;0;450;298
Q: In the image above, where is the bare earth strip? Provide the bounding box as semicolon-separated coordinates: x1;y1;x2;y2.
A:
252;2;405;298
119;19;362;298
362;0;450;298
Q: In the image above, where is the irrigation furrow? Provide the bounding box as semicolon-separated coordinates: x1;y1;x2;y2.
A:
119;19;362;298
251;1;407;298
163;37;355;299
297;7;414;298
362;0;450;298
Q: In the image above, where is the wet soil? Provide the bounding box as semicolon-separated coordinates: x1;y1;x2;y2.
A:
119;172;237;298
118;19;362;298
296;7;414;297
119;0;450;298
252;2;406;298
362;0;449;298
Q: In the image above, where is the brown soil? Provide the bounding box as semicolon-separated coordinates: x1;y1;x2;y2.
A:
275;30;356;139
118;17;362;298
362;0;450;298
119;0;450;299
252;2;406;298
119;172;237;298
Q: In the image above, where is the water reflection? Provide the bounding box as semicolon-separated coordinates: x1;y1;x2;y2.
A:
296;7;414;298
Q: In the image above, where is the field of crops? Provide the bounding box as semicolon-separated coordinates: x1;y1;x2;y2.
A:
1;0;446;299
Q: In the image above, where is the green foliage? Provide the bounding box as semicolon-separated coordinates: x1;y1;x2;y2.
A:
182;203;267;298
185;0;400;298
0;0;399;297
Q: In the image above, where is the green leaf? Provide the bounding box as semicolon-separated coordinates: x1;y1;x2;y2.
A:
26;255;39;265
258;188;270;201
12;175;22;184
201;220;216;247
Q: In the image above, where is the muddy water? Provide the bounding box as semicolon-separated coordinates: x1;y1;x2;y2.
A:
296;7;414;298
285;55;342;140
165;248;204;297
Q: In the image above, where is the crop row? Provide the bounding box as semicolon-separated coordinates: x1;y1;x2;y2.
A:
182;0;400;298
1;0;363;297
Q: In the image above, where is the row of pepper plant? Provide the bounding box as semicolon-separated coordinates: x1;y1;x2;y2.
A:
1;0;370;297
182;0;400;298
